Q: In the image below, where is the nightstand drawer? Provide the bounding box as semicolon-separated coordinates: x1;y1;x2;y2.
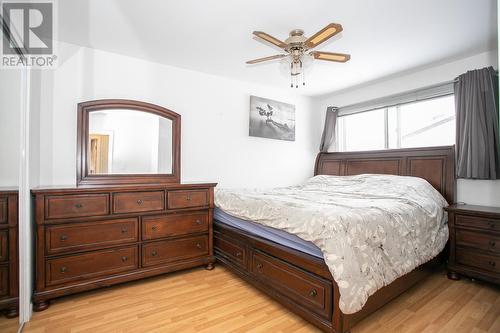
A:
456;248;500;274
456;229;500;254
0;265;8;296
0;197;6;224
455;214;500;232
0;231;7;262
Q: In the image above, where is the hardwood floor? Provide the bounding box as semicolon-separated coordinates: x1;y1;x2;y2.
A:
17;265;500;333
0;315;18;333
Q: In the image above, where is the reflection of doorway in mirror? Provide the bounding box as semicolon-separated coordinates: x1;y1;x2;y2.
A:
89;134;110;174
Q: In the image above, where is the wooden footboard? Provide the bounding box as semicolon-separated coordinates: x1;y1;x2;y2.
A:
214;222;444;333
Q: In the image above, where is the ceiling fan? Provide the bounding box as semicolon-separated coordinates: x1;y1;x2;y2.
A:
246;23;351;88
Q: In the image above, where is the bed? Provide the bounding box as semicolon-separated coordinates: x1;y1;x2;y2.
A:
213;146;455;333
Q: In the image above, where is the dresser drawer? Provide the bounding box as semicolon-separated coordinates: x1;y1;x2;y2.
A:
45;218;139;255
142;212;208;240
0;231;7;262
45;194;109;219
142;235;208;267
0;265;8;296
456;248;500;274
251;251;332;320
46;246;138;286
214;234;247;268
456;229;500;254
113;191;165;214
455;214;500;232
167;190;208;209
0;197;6;224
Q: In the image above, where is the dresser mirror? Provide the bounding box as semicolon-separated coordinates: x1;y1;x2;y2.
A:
77;99;180;186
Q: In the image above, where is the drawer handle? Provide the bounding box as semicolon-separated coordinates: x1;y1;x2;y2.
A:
489;222;496;228
235;251;242;257
137;199;143;205
195;219;201;225
121;256;128;262
256;263;263;269
60;235;68;241
488;260;496;267
489;240;496;247
186;195;191;201
60;266;67;273
196;243;202;249
121;227;128;234
74;203;83;209
152;225;158;231
309;289;318;298
151;250;158;257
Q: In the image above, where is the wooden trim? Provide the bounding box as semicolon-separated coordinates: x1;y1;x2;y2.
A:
76;99;181;187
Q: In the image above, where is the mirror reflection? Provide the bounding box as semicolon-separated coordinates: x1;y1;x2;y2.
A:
88;109;173;175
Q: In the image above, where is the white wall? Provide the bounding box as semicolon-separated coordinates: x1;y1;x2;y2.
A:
0;70;21;186
30;42;321;188
315;50;500;207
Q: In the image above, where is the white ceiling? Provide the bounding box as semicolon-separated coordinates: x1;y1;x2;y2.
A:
58;0;497;96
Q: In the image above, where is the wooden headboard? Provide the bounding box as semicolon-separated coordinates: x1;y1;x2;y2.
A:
314;146;456;204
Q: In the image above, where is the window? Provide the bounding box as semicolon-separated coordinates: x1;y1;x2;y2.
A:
338;95;455;151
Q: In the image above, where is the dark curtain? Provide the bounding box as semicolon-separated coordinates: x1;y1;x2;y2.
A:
455;66;500;179
319;107;338;152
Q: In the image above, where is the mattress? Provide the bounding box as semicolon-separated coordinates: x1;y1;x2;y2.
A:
214;207;323;259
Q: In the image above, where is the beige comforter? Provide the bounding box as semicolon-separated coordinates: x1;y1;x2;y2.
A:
215;174;448;314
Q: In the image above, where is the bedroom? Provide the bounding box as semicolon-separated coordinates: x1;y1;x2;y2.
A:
0;0;499;332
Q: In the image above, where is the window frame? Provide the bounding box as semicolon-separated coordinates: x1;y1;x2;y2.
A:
337;94;455;152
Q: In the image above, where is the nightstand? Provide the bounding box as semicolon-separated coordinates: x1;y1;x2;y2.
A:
445;204;500;285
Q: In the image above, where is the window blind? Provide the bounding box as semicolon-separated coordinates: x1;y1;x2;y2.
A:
337;81;455;117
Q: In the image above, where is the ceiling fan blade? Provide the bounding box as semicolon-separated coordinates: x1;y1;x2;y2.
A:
246;54;286;64
310;51;350;62
305;23;343;49
253;31;287;49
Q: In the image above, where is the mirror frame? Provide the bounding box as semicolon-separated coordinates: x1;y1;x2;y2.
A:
76;99;181;186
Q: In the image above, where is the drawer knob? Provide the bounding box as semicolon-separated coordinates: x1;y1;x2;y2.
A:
137;199;143;205
256;263;263;269
60;235;68;241
235;251;242;257
195;219;201;225
186;195;191;201
489;222;496;228
152;225;158;231
121;227;128;234
309;289;318;297
74;203;83;209
60;266;67;273
489;240;496;247
151;250;158;257
488;260;496;267
196;243;202;249
121;256;128;262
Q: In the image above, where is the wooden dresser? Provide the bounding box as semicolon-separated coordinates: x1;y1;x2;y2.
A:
446;204;500;285
0;189;18;318
32;183;216;311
